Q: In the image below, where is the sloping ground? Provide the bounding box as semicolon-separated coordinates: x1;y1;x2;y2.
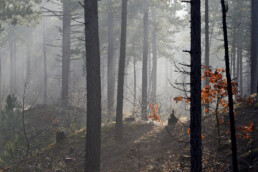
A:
6;105;258;172
11;121;188;172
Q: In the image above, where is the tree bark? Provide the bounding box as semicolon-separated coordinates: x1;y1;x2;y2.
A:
221;0;239;171
190;0;202;171
84;0;102;171
204;0;209;112
141;3;148;120
107;0;115;117
251;0;258;94
151;8;157;104
115;0;127;140
61;0;71;106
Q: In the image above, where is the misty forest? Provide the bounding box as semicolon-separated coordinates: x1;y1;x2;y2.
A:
0;0;257;171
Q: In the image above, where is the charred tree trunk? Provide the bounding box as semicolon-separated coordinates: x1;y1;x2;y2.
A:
84;0;102;171
107;0;115;117
221;0;239;171
190;0;202;171
61;0;71;106
204;0;209;112
251;0;258;94
141;4;148;120
115;0;127;140
151;8;157;104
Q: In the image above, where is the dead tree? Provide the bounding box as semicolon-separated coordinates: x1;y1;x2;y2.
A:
221;0;239;171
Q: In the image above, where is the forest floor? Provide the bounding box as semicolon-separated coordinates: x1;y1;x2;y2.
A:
6;104;258;172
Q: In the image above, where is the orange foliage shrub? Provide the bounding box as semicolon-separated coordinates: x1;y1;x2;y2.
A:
148;103;161;122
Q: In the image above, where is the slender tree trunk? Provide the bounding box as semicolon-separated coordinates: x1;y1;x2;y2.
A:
221;1;239;171
84;0;102;171
190;0;202;171
107;0;115;117
151;8;157;104
61;0;71;106
43;21;48;104
251;0;258;94
204;0;209;112
115;0;127;140
141;4;148;120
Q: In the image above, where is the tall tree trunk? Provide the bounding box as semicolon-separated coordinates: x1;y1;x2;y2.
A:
236;0;243;96
251;0;258;94
221;1;239;171
190;0;202;171
204;0;209;112
151;8;157;103
107;0;115;117
84;0;102;171
61;0;71;106
115;0;127;140
43;21;48;104
141;4;148;120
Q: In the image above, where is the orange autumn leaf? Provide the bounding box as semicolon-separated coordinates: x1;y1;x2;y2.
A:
205;108;209;113
201;134;204;139
187;128;190;135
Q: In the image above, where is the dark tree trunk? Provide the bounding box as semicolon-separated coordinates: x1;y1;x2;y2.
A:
115;0;127;140
84;0;102;171
107;0;115;117
251;0;258;94
151;8;157;104
43;21;48;104
221;1;239;171
204;0;209;112
61;0;71;106
190;0;202;171
141;4;148;120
